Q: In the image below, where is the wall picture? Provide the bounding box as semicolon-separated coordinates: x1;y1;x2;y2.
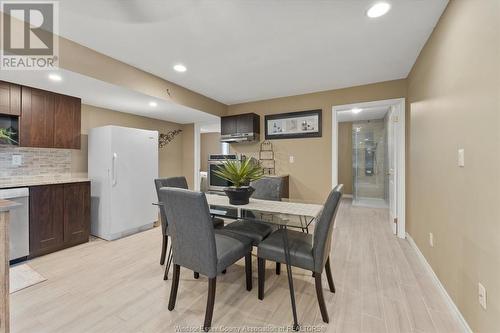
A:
265;109;322;140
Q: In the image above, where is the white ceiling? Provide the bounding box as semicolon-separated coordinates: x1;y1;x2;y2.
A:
0;69;219;124
56;0;448;104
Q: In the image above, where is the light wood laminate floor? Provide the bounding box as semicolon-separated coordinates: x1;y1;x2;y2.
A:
11;199;464;332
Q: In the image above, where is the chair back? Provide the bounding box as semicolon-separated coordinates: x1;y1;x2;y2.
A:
312;184;343;273
154;177;188;234
250;177;283;201
159;187;217;277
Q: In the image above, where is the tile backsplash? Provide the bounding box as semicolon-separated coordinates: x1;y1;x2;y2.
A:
0;146;73;186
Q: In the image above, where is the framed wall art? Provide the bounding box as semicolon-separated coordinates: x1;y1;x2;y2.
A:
265;109;322;140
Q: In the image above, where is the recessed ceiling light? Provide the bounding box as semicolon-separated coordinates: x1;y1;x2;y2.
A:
173;64;187;72
149;101;158;107
352;108;363;114
367;2;391;18
48;73;62;81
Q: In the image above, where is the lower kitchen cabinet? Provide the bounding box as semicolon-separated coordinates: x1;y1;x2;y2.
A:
29;182;90;258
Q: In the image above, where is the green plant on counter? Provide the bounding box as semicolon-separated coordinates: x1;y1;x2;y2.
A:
0;128;18;145
213;158;263;188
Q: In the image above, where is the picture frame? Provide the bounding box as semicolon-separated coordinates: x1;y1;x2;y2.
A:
265;109;322;140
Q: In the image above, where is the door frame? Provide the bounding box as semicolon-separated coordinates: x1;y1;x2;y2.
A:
332;98;406;239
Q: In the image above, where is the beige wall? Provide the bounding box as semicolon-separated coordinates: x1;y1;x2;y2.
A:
338;122;353;195
200;133;222;171
72;104;185;178
407;0;500;331
227;79;406;203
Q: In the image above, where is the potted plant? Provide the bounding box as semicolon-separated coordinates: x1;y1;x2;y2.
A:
0;128;18;145
213;158;264;205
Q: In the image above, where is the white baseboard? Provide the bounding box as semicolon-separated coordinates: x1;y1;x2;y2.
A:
406;233;473;333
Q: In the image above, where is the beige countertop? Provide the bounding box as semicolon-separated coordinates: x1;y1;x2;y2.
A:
0;177;90;189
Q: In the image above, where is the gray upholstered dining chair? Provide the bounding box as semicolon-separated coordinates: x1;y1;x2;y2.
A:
251;177;283;201
159;187;253;332
223;176;283;273
256;184;343;324
154;176;224;280
221;177;282;271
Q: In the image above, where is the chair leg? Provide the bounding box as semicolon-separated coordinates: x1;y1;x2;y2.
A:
258;258;266;300
325;257;336;293
168;264;180;311
245;253;252;291
314;274;329;323
160;235;168;265
275;262;281;275
194;272;200;279
203;278;217;332
163;246;173;280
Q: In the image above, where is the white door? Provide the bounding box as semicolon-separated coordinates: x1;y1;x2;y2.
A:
109;126;158;238
387;106;397;234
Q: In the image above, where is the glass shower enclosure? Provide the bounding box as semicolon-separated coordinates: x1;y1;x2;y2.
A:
352;119;388;208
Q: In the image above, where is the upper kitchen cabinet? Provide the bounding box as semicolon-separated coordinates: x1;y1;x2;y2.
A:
0;81;21;116
20;86;55;148
54;94;81;149
220;113;260;143
19;86;82;149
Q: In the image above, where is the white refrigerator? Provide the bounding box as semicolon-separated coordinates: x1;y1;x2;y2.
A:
88;126;159;240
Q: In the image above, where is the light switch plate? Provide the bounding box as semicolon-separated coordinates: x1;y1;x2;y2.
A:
478;282;487;310
458;148;465;167
12;154;22;166
429;232;434;247
289;155;295;164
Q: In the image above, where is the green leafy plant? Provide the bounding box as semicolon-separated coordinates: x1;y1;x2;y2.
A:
0;128;18;145
213;158;264;188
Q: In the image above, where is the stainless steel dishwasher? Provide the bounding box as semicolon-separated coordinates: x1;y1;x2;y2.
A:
0;188;29;262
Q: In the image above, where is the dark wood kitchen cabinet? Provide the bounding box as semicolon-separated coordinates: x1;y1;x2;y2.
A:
0;81;21;116
19;86;81;149
20;86;55;148
29;182;90;258
54;94;81;149
29;185;64;257
221;113;260;136
63;182;90;245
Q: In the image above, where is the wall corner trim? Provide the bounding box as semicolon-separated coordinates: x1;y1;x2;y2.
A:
406;233;473;333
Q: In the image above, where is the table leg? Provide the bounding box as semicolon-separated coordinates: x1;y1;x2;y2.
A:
280;225;299;331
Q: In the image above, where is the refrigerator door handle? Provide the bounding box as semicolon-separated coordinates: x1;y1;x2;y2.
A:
112;153;118;186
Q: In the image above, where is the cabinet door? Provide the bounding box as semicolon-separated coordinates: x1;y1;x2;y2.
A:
236;113;256;134
221;116;237;136
54;94;81;149
20;87;55;147
63;182;90;245
29;185;64;257
0;81;21;116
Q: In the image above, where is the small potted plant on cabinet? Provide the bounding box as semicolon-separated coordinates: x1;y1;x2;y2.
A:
213;158;263;205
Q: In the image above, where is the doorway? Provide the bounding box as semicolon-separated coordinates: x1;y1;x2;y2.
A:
332;98;405;238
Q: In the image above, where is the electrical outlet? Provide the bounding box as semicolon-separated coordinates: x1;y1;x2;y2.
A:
429;232;434;247
289;155;295;164
478;282;487;310
458;148;465;167
12;154;22;166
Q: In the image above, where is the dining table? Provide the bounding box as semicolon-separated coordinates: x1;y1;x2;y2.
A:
205;193;324;331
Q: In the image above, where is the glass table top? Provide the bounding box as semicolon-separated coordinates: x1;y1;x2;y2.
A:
154;193;323;229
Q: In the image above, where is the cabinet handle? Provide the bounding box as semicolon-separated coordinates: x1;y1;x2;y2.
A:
112;153;118;186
